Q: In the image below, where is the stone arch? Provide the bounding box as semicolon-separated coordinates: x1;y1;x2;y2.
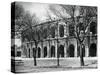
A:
90;22;97;34
68;44;75;57
37;47;41;58
44;46;47;57
59;45;64;57
89;43;97;57
51;45;55;57
59;25;64;37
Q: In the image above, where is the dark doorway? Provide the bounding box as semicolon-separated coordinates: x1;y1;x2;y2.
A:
37;47;41;58
77;46;80;57
33;48;35;58
29;48;30;58
59;45;64;57
68;44;74;57
51;46;55;57
89;43;97;57
17;51;21;57
44;47;47;57
90;22;97;35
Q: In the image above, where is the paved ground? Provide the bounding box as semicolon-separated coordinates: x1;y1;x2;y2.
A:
14;57;97;73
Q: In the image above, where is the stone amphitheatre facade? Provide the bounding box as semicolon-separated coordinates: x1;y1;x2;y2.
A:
15;16;97;59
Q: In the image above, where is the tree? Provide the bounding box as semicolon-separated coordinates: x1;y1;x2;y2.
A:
77;6;97;66
11;3;25;39
49;5;97;66
22;12;41;66
14;3;41;66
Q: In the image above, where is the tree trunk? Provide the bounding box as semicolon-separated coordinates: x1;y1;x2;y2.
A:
57;49;59;66
30;42;33;58
34;41;37;66
57;42;59;66
34;48;37;66
80;43;84;66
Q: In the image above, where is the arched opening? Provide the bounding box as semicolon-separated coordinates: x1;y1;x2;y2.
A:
89;43;97;57
90;22;97;35
59;25;64;37
37;47;41;58
44;47;47;57
43;28;48;39
51;46;55;57
17;51;21;57
68;44;74;57
59;45;64;57
50;26;55;38
29;48;30;58
32;48;35;58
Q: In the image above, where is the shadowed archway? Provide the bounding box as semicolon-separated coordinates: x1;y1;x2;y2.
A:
90;22;97;35
51;46;55;57
44;47;47;57
37;47;41;58
68;44;75;57
29;48;30;58
32;48;35;58
59;45;64;57
89;43;97;57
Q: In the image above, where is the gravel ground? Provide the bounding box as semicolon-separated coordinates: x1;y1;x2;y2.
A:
14;57;97;73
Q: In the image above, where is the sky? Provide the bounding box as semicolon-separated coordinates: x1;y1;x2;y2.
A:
17;2;53;22
16;2;80;22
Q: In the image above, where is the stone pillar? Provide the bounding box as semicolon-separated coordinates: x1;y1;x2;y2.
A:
58;24;60;37
30;47;32;58
85;46;89;57
41;42;44;58
64;42;67;58
26;43;28;58
29;44;31;58
55;41;57;58
64;25;67;37
47;41;50;58
49;41;51;58
66;23;69;36
75;43;77;57
30;43;33;58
